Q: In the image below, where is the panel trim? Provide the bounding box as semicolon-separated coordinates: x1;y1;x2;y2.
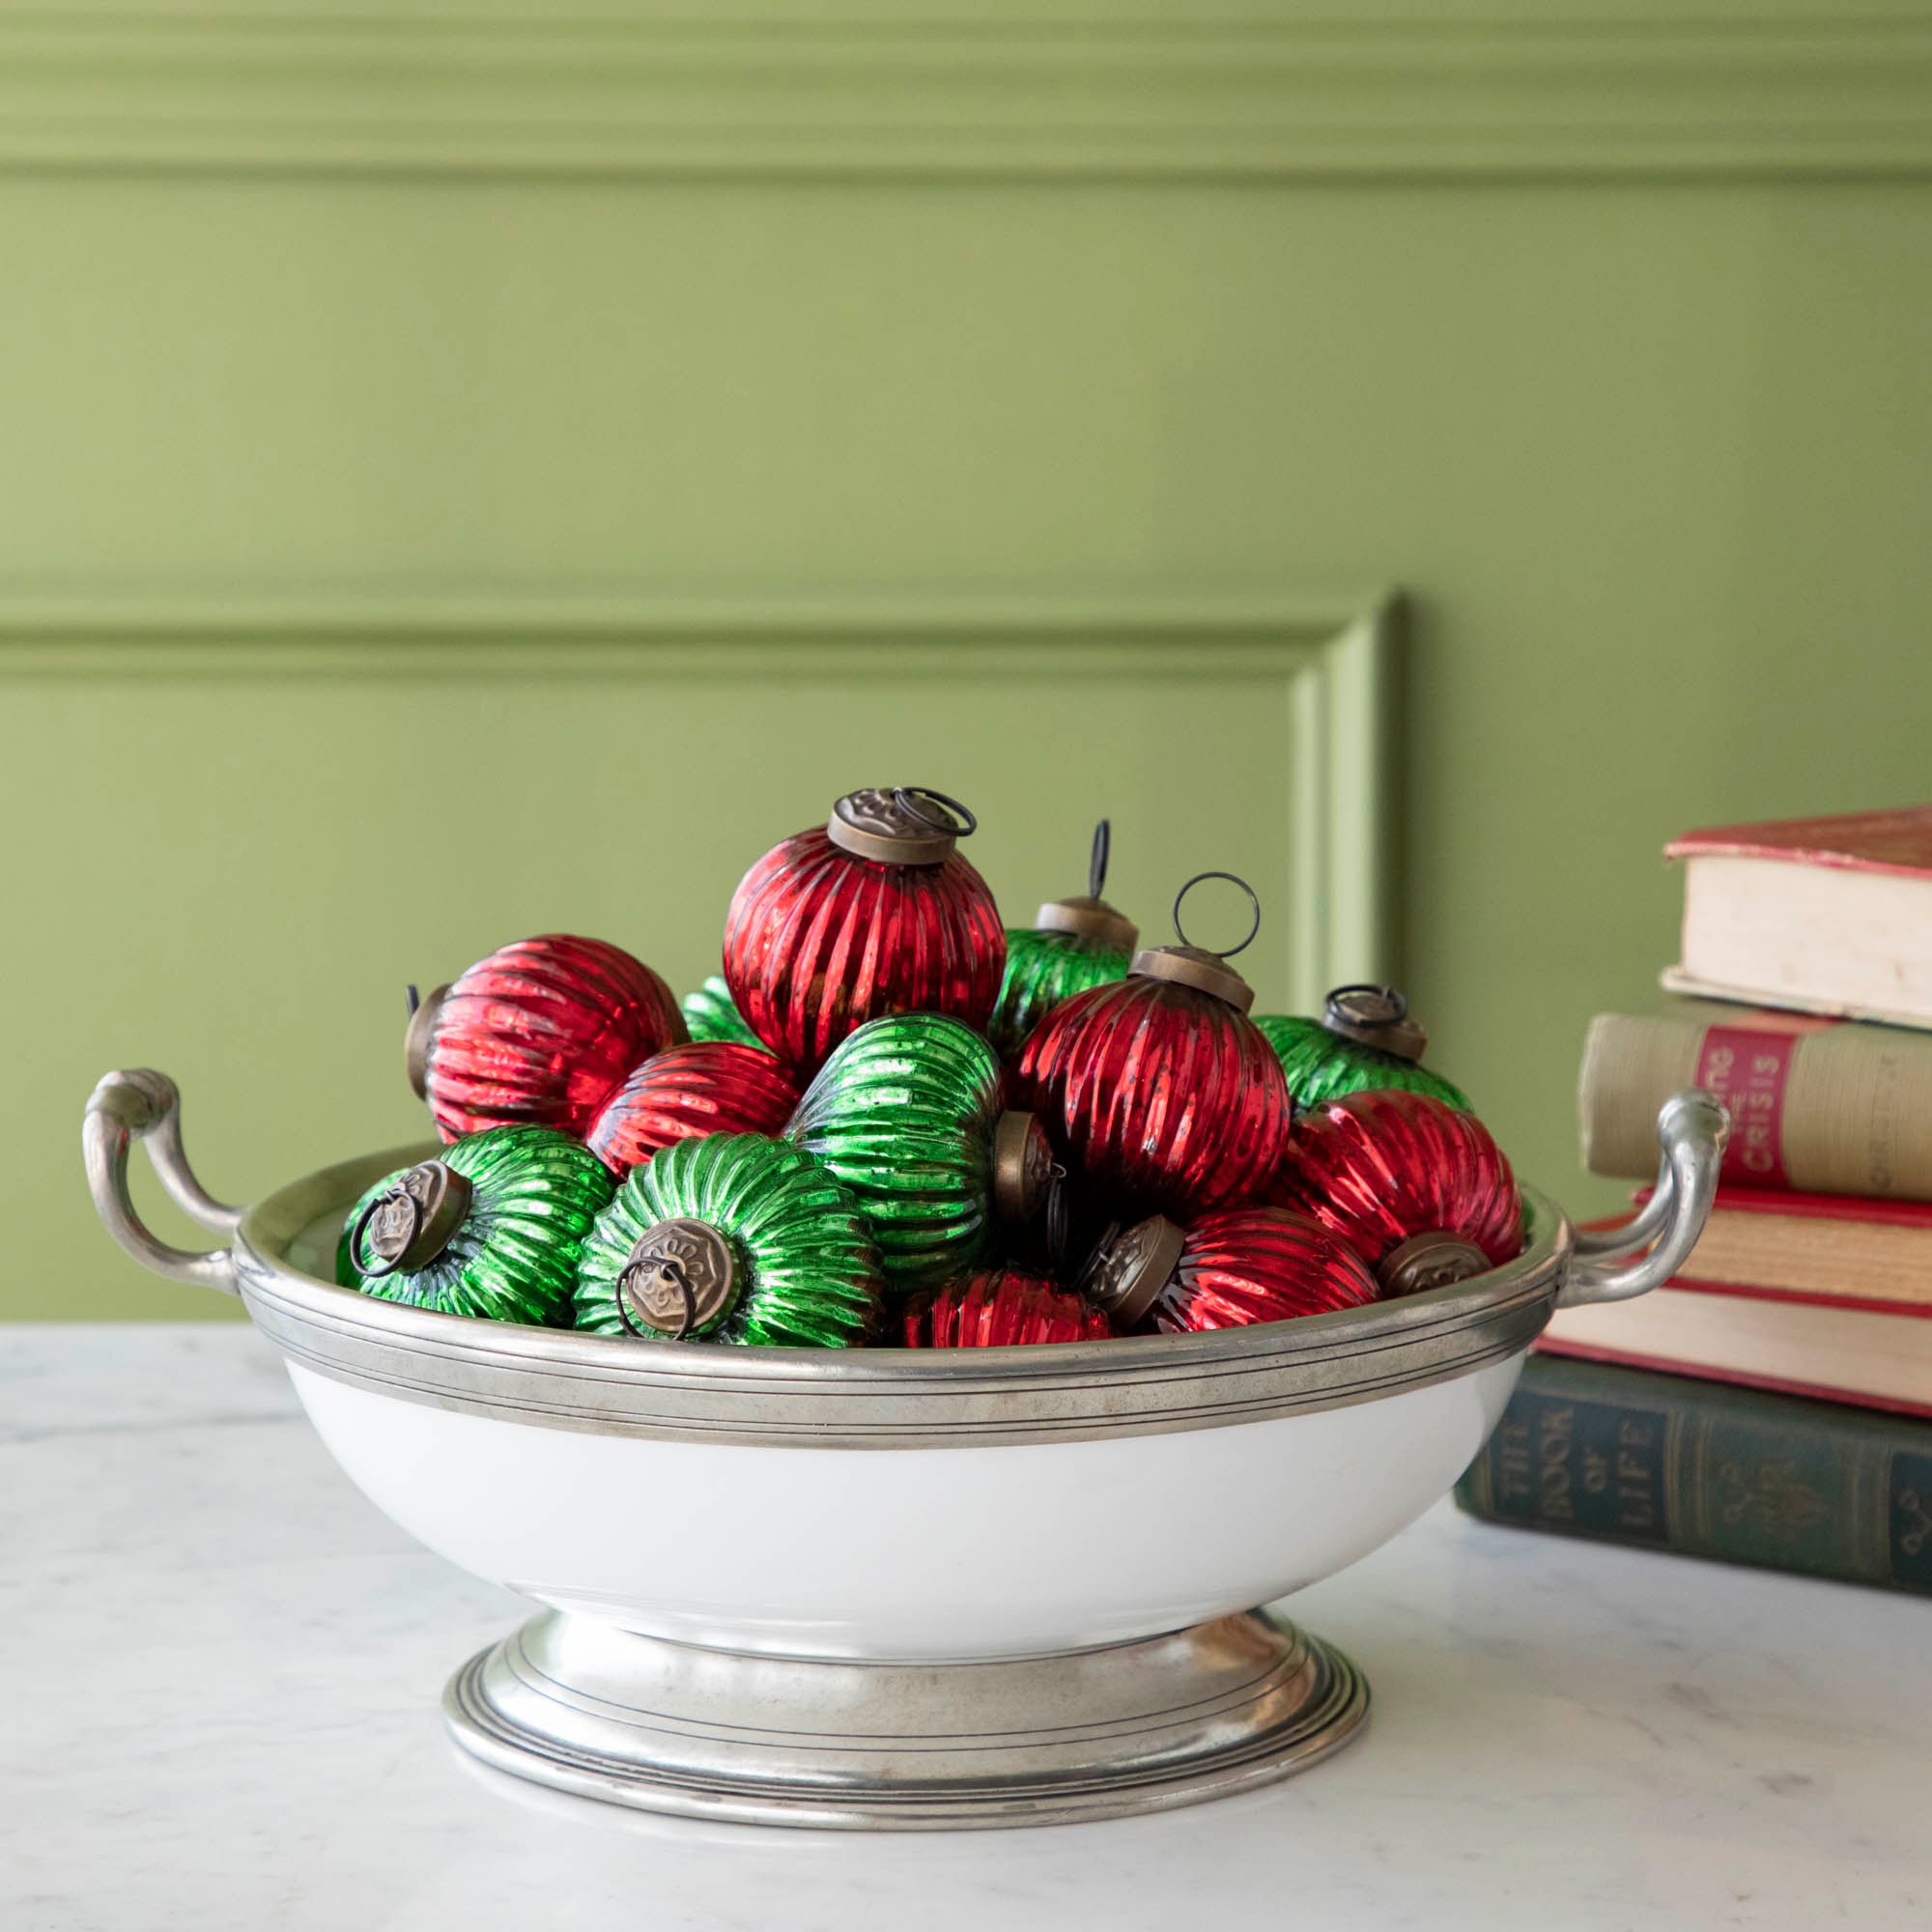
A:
0;16;1927;182
0;587;1398;1003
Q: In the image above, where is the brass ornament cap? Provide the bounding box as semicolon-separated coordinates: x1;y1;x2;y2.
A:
404;983;452;1099
1079;1214;1187;1329
990;1111;1055;1227
618;1217;741;1340
1322;984;1428;1064
1035;896;1140;953
1129;945;1256;1014
1375;1230;1489;1297
351;1158;473;1278
826;786;976;866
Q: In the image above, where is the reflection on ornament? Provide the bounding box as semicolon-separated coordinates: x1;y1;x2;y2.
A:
1254;984;1470;1113
339;1125;613;1325
1081;1207;1378;1334
1013;871;1291;1218
680;976;768;1052
587;1042;800;1179
1269;1088;1521;1294
724;787;1005;1074
788;1012;1053;1291
407;934;684;1142
902;1268;1112;1348
573;1132;882;1348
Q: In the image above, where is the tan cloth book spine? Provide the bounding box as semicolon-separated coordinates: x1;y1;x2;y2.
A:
1578;1009;1932;1202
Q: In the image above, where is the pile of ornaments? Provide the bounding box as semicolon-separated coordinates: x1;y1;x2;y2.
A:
340;786;1522;1352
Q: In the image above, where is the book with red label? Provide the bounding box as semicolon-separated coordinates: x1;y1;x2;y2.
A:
1578;1003;1932;1203
1660;805;1932;1027
1539;1225;1932;1419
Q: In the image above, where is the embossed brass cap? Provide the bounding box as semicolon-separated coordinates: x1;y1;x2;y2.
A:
1376;1230;1489;1297
1130;871;1262;1013
990;1111;1055;1227
1078;1214;1186;1329
1322;984;1428;1064
1035;818;1140;952
349;1159;473;1279
1037;897;1140;951
827;787;978;866
1130;945;1256;1012
404;982;452;1099
617;1217;741;1341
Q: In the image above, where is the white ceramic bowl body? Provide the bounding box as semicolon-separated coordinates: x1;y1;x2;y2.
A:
291;1350;1520;1660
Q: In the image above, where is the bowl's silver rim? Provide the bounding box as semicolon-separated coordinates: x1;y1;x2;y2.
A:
235;1141;1569;1449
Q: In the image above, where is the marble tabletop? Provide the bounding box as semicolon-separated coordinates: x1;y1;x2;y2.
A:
6;1324;1927;1932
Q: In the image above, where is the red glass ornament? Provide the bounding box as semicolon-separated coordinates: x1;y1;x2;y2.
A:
409;935;685;1143
1148;1208;1377;1333
1269;1089;1522;1295
902;1268;1112;1348
1079;1207;1376;1334
723;788;1006;1075
1012;978;1292;1220
585;1041;802;1179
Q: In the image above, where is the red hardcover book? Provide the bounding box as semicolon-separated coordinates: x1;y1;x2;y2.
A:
1660;805;1932;1027
1630;1184;1932;1316
1539;1208;1932;1419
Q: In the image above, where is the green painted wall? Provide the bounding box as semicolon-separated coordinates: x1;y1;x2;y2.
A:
8;8;1932;1318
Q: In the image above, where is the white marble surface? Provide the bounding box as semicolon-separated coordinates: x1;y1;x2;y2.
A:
5;1325;1928;1932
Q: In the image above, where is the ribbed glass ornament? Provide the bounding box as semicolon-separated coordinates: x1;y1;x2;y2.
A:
337;1125;614;1326
416;934;686;1142
902;1268;1112;1348
572;1133;882;1348
724;827;1005;1074
1012;976;1293;1220
1253;1012;1471;1113
787;1013;1007;1292
1145;1207;1378;1335
1269;1089;1522;1283
586;1042;801;1179
680;975;767;1051
987;927;1132;1060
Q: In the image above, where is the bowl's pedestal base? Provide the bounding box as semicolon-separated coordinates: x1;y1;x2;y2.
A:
445;1607;1368;1831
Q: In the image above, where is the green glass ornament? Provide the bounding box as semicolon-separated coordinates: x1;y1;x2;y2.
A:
681;975;767;1051
572;1132;881;1348
987;819;1139;1057
788;1012;1056;1292
337;1124;614;1326
1255;984;1472;1114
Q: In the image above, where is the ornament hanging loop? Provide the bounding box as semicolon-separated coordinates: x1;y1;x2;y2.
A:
892;786;978;839
1322;983;1429;1063
350;1159;471;1279
1172;871;1262;960
1089;818;1111;901
614;1217;739;1339
616;1254;698;1341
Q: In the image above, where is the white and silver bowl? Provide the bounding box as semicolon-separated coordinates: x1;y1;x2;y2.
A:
86;1070;1724;1831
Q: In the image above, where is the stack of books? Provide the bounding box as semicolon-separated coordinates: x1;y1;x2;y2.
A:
1457;807;1932;1596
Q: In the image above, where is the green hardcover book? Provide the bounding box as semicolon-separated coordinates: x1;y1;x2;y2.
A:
1455;1354;1932;1596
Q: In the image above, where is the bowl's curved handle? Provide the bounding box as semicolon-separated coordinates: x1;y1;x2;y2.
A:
84;1070;241;1295
1556;1089;1729;1308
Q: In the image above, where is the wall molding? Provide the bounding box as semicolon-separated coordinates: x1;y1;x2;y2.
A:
0;586;1399;1002
1;15;1929;181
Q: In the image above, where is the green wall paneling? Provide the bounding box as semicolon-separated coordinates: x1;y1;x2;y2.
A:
12;597;1391;1320
6;5;1932;1316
